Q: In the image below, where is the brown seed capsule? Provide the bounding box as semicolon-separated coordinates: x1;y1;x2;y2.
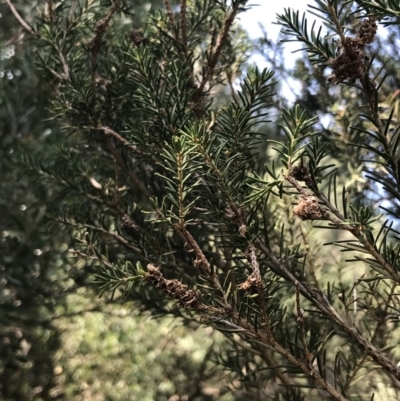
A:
293;196;323;220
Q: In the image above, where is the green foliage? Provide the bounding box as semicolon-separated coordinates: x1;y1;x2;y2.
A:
5;0;400;400
276;7;336;65
355;0;400;21
1;0;241;400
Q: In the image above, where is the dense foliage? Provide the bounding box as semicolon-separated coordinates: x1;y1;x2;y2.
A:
1;1;240;400
3;0;400;400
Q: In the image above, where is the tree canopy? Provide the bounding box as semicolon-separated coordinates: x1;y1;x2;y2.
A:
3;0;400;400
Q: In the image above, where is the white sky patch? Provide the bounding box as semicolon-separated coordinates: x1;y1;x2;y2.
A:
240;1;309;41
240;1;323;102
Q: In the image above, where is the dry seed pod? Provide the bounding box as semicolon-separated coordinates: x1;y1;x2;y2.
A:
293;195;323;220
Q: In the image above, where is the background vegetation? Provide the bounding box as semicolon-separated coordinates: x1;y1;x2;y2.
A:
2;0;400;400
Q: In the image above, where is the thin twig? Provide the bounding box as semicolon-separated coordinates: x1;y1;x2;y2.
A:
62;221;141;253
345;283;397;389
295;282;313;370
228;312;350;401
163;0;176;34
178;225;229;307
5;0;71;80
285;174;400;284
199;4;240;94
97;126;144;156
328;0;346;45
87;1;121;82
70;249;114;269
58;50;70;81
180;0;188;55
45;66;65;81
45;0;55;25
105;136;153;200
4;0;38;36
256;229;400;381
226;71;239;102
244;243;272;340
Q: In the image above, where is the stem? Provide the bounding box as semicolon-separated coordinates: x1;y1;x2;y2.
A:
163;0;176;36
199;3;240;94
285;174;400;284
45;0;55;25
180;0;188;55
228;312;350;401
328;0;346;45
4;0;38;36
257;237;400;380
295;282;313;370
88;1;120;82
245;243;272;340
97;126;144;156
178;226;230;308
62;221;141;254
105;136;153;200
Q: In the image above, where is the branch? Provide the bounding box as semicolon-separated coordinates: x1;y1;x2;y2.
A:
96;126;145;156
223;174;400;381
105;136;153;200
227;311;350;401
295;282;313;370
256;220;400;381
87;1;121;82
199;3;240;94
180;0;188;55
57;49;70;81
61;220;141;254
163;0;176;35
285;174;400;284
4;0;38;36
177;225;230;308
45;0;55;25
241;243;272;340
328;0;346;45
69;249;115;269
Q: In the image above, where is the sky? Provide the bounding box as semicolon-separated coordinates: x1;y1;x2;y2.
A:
240;1;310;42
239;1;313;100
